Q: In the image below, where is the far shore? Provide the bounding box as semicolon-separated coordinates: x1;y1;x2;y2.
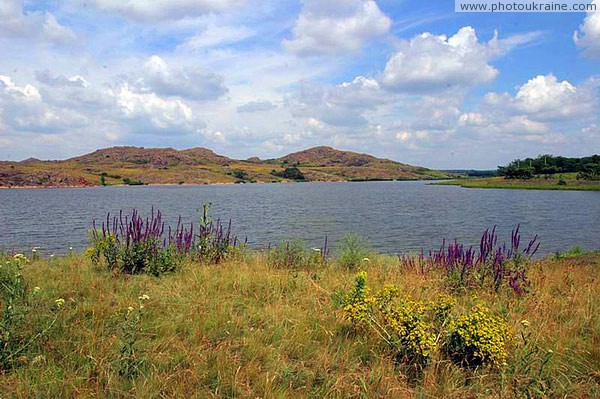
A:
0;178;445;190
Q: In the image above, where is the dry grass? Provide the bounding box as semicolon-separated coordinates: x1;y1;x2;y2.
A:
0;251;598;398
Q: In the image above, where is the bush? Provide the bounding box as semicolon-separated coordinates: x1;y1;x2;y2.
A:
267;240;324;269
195;203;240;264
340;272;444;369
400;226;539;296
555;246;586;259
337;234;371;270
271;166;305;181
89;209;193;275
445;304;510;368
339;273;512;372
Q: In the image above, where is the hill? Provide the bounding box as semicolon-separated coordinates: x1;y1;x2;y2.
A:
0;146;450;188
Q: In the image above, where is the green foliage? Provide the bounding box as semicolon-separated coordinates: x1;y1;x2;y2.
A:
498;154;599;179
337;234;371;270
271;166;305;181
122;177;144;186
116;295;149;379
557;177;567;186
0;254;63;371
506;320;555;397
340;271;371;325
195;203;239;264
267;240;323;269
99;174;107;186
87;234;180;276
555;246;587;259
576;163;600;180
445;304;511;368
232;169;249;181
340;272;449;369
340;273;512;371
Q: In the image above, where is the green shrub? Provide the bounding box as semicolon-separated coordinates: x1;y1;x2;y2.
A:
271;166;305;181
555;246;586;259
337;234;371;270
340;272;442;369
195;203;240;264
267;240;323;269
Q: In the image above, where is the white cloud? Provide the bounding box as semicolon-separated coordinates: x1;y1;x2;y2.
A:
286;76;387;127
114;84;201;134
178;25;255;50
396;131;411;142
381;27;539;93
283;0;391;56
458;112;484;126
35;71;88;88
0;75;86;133
574;0;600;58
83;0;244;21
43;13;77;43
484;74;598;121
134;55;227;101
237;100;277;113
0;1;75;43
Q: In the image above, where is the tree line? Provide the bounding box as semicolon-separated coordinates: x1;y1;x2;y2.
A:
498;154;600;180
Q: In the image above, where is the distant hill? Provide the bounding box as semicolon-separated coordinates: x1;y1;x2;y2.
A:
0;146;451;188
278;146;386;167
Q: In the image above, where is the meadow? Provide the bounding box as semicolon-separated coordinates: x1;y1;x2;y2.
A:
0;209;598;398
435;173;600;191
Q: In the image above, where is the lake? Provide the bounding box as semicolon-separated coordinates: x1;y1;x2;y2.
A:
0;181;598;255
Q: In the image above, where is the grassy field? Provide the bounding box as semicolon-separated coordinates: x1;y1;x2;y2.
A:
434;173;600;191
0;248;598;398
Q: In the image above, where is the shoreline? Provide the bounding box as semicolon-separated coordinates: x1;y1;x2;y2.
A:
432;179;600;192
0;178;445;190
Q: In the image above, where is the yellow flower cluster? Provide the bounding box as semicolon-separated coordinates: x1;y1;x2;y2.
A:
342;272;436;366
342;271;373;325
340;273;512;371
446;304;511;368
430;294;456;323
379;299;436;362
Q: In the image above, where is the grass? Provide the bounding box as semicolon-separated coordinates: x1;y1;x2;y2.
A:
434;173;600;191
1;249;598;397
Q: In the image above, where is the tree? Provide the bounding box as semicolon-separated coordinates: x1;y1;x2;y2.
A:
271;166;305;181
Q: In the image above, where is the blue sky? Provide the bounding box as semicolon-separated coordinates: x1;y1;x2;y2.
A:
0;0;598;168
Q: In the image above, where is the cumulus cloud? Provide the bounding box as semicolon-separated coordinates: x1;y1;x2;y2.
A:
35;71;88;88
286;76;387;127
574;0;600;58
0;1;75;43
0;75;86;133
381;27;538;93
114;84;202;134
237;100;277;113
83;0;244;21
43;13;77;43
283;0;391;56
484;74;598;121
134;55;227;101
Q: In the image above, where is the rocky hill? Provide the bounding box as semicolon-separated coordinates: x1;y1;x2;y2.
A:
0;146;450;188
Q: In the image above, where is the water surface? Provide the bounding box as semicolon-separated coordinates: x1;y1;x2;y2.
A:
0;181;598;255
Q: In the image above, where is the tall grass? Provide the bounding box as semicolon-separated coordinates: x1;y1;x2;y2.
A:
1;250;598;397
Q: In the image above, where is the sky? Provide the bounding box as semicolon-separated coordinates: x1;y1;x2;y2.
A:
0;0;598;168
